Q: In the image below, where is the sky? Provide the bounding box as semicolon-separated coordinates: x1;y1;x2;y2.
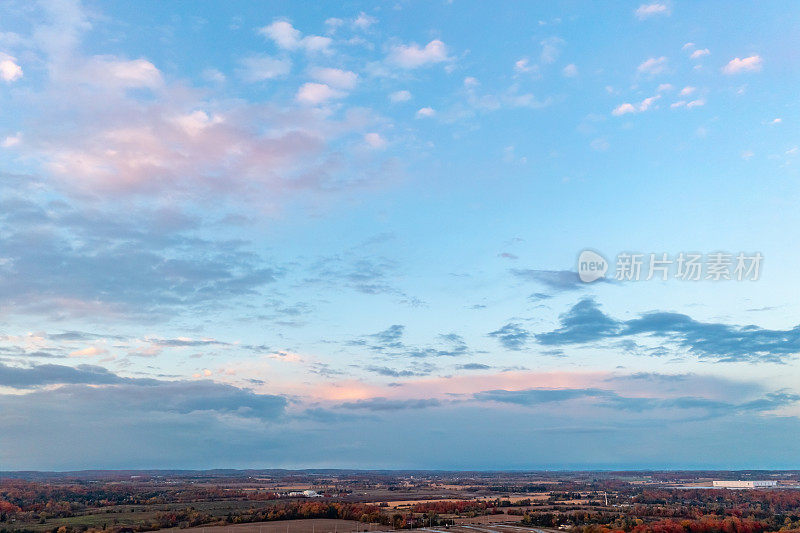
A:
1;0;799;471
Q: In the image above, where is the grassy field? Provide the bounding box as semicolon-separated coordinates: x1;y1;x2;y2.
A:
164;519;392;533
9;499;266;532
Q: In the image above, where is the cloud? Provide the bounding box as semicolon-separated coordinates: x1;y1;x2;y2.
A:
0;53;23;82
722;55;763;74
635;3;670;19
540;37;564;64
365;365;429;378
416;106;436;118
562;63;578;77
488;323;531;351
612;95;660;115
388;40;450;69
295;82;344;104
473;386;799;417
356;326;469;359
535;298;800;363
637;56;668;75
364;132;387;149
353;12;378;30
389;89;412;103
0;361;157;388
514;58;537;75
68;346;109;358
339;397;441;410
510;269;586;292
456;363;491;371
305;254;407;297
309;67;357;89
371;324;405;348
258;20;332;54
690;48;710;59
238;55;291;81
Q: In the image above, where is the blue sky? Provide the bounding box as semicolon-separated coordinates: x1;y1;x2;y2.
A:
1;0;799;470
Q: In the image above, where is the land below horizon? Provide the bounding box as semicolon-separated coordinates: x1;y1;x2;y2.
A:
2;470;799;533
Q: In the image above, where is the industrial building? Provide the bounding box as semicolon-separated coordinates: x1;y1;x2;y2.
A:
712;480;778;488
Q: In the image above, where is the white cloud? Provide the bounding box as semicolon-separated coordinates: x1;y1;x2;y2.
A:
1;132;21;147
388;40;449;69
324;17;344;31
514;58;534;74
686;99;705;108
389;90;412;103
105;58;161;87
69;346;109;358
415;107;436;118
612;103;638;116
309;67;357;89
70;56;162;89
722;55;763;74
364;132;386;149
771;118;782;125
171;110;224;137
612;95;661;116
295;82;343;104
238;55;291;82
657;83;673;92
690;48;710;59
682;42;695;50
353;12;378;30
679;86;695;96
540;37;564;64
259;20;332;54
635;3;670;19
741;150;755;160
260;20;300;49
202;68;226;83
562;63;578;77
637;56;668;76
0;54;23;82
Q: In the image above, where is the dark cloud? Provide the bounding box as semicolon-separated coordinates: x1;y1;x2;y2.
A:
371;324;405;348
151;338;231;347
474;386;800;417
456;363;491;370
305;255;401;296
488;322;531;350
338;397;442;411
510;269;585;292
536;298;621;345
475;388;610;405
364;364;435;377
0;362;157;388
534;298;800;363
358;326;470;359
0;196;284;319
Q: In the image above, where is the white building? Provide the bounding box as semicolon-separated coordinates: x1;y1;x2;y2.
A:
712;480;777;488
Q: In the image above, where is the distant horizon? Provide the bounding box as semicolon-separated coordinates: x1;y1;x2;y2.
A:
3;467;799;475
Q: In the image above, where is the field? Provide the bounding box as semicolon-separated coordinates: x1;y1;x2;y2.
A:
168;519;392;533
